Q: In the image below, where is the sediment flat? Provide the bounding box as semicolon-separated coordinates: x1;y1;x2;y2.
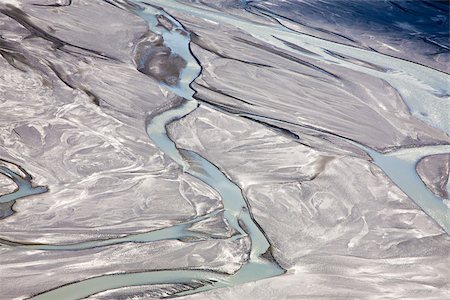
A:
0;1;449;299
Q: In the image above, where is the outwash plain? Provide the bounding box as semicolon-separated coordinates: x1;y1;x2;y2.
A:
0;0;449;299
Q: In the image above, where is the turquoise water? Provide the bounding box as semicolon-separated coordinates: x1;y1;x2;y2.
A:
28;2;284;299
139;0;450;234
0;166;47;204
0;163;47;220
3;1;448;298
360;144;450;233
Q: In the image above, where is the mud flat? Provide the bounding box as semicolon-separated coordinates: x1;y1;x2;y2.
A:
0;0;449;299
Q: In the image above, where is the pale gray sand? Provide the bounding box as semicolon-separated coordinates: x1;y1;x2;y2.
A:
0;0;449;299
417;154;450;200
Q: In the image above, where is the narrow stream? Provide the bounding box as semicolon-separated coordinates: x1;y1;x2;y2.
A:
0;160;48;219
27;2;285;299
1;1;448;299
139;0;450;234
358;144;450;233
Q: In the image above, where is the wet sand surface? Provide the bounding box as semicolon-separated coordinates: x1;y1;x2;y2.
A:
0;1;449;299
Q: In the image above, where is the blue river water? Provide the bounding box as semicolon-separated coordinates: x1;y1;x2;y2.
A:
0;1;447;299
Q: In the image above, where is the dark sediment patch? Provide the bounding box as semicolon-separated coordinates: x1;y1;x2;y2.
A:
416;154;450;199
134;31;186;86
